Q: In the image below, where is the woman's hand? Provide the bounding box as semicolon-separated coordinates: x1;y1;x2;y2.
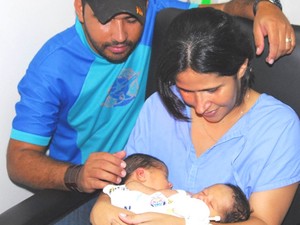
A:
117;212;185;225
90;193;133;225
90;193;184;225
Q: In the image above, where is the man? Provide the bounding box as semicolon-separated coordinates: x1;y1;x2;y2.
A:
7;0;294;224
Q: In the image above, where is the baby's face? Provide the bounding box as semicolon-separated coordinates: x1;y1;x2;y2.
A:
144;166;172;190
192;184;234;219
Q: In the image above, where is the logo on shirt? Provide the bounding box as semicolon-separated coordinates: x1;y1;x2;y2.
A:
150;196;166;208
102;68;139;107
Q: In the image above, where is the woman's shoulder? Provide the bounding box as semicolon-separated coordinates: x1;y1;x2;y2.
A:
143;92;162;109
252;93;299;121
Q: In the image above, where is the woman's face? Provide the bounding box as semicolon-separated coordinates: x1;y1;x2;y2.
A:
176;68;240;123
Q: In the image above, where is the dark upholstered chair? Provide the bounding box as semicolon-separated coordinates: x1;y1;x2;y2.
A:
0;8;299;225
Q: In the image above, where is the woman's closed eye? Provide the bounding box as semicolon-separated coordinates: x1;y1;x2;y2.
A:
206;87;218;93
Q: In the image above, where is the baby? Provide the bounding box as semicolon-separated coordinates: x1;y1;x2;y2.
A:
103;153;251;224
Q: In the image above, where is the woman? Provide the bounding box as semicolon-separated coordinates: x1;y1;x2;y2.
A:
91;8;300;225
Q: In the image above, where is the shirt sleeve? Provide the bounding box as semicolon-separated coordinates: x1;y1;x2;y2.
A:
233;98;300;196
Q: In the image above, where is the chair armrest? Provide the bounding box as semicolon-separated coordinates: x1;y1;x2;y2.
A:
0;189;98;225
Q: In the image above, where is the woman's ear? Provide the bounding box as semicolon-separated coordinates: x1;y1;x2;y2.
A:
237;59;249;79
74;0;84;23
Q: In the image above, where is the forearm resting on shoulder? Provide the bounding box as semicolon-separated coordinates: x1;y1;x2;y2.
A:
200;0;255;19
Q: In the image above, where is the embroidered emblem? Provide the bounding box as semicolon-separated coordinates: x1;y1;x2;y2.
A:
102;68;139;107
136;6;144;17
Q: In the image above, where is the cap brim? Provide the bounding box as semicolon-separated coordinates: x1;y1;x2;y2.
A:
88;0;146;24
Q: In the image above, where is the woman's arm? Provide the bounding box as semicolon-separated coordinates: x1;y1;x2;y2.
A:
113;183;298;225
210;183;299;225
90;193;134;225
246;183;298;225
118;212;185;225
91;183;184;225
90;191;182;225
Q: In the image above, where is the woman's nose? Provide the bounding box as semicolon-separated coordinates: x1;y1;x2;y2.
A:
194;93;211;115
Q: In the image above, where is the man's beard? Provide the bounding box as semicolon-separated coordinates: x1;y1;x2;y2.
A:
86;31;136;63
96;40;135;63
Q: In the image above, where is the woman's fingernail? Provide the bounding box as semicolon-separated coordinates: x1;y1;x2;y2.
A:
119;213;127;218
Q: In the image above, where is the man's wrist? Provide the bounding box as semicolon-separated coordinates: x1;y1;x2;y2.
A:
64;164;83;192
253;0;282;15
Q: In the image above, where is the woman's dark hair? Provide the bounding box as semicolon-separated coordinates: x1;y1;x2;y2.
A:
222;183;252;223
157;8;254;121
121;153;168;184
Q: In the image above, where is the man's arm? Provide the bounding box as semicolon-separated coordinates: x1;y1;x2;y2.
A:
6;139;68;190
7;139;126;192
201;0;295;64
208;0;254;19
203;0;275;19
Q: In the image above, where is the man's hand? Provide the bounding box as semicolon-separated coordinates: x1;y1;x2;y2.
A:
78;150;127;193
254;1;295;64
208;0;296;64
7;137;127;192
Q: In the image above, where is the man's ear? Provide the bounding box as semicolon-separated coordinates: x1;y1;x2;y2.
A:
135;168;147;182
237;59;249;79
74;0;84;23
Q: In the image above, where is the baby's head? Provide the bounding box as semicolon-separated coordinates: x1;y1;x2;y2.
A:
193;183;251;223
122;153;172;190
